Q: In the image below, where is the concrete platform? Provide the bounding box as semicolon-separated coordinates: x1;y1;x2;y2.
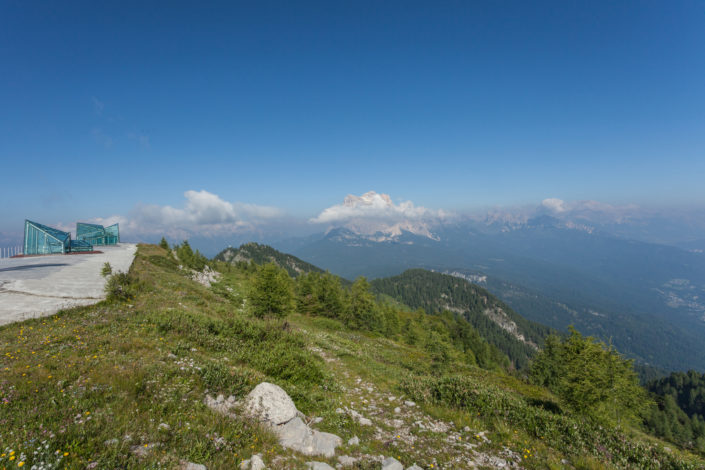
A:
0;243;137;326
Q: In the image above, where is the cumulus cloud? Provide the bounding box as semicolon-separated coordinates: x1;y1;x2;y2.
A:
311;191;445;224
541;198;567;213
310;191;449;240
97;190;283;239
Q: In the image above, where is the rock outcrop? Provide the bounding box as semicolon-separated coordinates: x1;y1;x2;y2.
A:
206;382;343;460
242;382;298;426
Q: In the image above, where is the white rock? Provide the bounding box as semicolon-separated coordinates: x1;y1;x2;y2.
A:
348;408;372;426
306;462;335;470
381;457;404;470
404;401;416;407
204;394;238;417
394;407;401;414
337;455;358;467
180;462;207;470
347;436;360;446
240;454;266;470
406;466;423;470
243;382;298;426
158;422;171;431
276;417;342;457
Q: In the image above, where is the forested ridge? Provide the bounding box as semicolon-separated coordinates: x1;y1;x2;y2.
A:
645;370;705;452
371;269;554;369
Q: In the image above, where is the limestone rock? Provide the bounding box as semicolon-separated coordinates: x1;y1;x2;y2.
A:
381;457;404;470
305;462;335;470
204;394;238;417
348;408;372;426
276;417;342;458
347;436;360;446
406;466;423;470
337;455;358;467
404;400;416;407
243;382;298;425
240;454;266;470
180;462;207;470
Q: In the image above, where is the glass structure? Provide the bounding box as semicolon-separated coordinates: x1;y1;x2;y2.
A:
69;239;94;252
76;222;120;246
23;220;71;255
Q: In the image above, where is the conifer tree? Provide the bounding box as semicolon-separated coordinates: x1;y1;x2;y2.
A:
531;327;650;426
249;263;294;319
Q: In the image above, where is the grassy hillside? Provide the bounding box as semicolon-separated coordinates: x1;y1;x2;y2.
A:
0;244;702;469
371;269;554;370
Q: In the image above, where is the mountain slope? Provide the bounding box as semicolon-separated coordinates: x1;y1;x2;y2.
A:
371;269;554;370
215;242;324;277
1;244;702;469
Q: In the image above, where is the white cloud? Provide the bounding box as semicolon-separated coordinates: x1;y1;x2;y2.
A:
311;191;444;224
310;191;449;240
85;190;283;239
541;198;567;213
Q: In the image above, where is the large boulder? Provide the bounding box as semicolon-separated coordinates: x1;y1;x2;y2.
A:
207;382;343;459
243;382;298;425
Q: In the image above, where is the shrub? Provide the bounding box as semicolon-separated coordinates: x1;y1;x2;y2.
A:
105;272;139;302
101;262;112;277
199;362;251;396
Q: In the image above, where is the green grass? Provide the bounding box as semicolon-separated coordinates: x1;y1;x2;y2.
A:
0;244;703;469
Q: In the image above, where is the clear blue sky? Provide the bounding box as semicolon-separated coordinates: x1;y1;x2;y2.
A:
1;1;704;237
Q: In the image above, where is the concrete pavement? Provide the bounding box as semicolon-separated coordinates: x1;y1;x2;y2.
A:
0;243;137;325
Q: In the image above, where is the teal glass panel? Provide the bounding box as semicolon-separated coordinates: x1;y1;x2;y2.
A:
23;220;70;255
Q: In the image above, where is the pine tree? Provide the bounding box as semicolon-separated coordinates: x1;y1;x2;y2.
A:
249;263;294;319
346;277;378;330
531;327;650;426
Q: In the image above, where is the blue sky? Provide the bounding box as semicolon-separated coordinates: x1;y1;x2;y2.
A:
1;1;704;242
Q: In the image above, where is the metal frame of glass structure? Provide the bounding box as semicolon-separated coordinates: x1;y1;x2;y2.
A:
23;220;71;255
76;222;120;246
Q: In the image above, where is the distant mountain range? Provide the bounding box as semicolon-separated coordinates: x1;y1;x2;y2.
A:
272;219;705;372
